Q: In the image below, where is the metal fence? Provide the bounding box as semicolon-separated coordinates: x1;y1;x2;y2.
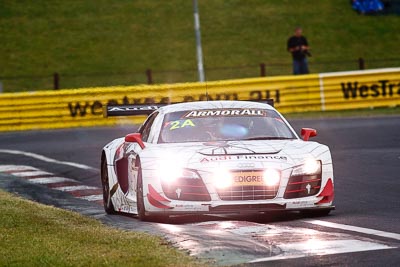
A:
1;57;399;92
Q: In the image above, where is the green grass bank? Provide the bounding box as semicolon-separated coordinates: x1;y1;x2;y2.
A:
0;190;207;267
1;0;399;92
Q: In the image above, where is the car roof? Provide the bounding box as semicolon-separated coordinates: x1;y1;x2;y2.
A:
158;100;275;114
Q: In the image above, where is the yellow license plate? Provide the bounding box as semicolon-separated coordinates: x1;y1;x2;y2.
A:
232;171;264;186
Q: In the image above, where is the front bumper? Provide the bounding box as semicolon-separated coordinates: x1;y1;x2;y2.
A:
142;164;334;216
145;191;335;216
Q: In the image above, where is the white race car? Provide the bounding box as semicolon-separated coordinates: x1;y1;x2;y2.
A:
101;100;334;221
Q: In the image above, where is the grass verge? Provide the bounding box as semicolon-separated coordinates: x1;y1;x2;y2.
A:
0;190;208;267
1;1;399;91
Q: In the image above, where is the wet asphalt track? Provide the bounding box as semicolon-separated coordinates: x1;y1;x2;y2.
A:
0;116;399;266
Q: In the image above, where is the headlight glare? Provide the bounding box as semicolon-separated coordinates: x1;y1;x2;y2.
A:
263;169;281;186
158;165;200;183
158;162;183;182
213;168;233;189
292;159;321;176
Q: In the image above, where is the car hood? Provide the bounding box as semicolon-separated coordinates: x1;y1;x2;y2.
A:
140;140;330;168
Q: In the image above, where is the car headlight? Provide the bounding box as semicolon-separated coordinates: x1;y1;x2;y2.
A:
213;168;233;189
292;159;321;176
263;169;281;186
157;161;200;183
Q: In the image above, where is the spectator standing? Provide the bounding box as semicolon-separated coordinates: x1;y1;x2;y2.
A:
287;27;310;75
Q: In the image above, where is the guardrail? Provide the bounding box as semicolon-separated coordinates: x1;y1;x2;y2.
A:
0;68;399;132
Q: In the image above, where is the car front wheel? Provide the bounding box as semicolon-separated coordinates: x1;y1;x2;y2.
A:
101;156;115;214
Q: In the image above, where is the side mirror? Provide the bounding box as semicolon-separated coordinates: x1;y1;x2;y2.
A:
301;128;317;141
125;133;145;149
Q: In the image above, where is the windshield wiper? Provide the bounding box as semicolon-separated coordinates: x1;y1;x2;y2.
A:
244;136;295;140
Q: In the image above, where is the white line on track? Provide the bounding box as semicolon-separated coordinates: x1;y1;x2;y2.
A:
0;149;96;171
0;165;103;205
250;239;394;263
0;165;38;172
304;220;400;241
27;177;77;184
12;170;53;177
78;195;103;201
55;185;99;192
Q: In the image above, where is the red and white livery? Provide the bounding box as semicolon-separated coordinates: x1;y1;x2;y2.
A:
101;101;334;221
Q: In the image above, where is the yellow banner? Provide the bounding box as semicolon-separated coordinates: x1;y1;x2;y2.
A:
0;68;399;132
0;74;320;132
320;68;400;111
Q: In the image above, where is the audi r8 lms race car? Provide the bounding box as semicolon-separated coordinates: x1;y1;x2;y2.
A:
101;100;334;221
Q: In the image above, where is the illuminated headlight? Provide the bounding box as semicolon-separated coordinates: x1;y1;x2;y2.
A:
292;159;322;176
158;162;199;183
263;169;281;186
213;168;233;189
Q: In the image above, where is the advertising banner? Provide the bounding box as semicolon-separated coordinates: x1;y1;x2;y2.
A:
0;68;398;132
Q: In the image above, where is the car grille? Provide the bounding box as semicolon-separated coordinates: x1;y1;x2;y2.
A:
284;174;321;199
162;178;211;201
217;185;279;201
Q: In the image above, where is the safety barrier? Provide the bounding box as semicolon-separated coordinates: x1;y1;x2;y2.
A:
0;68;399;132
320;68;400;110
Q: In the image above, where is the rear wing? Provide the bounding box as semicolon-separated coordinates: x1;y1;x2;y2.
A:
103;99;274;117
103;104;166;117
255;99;274;107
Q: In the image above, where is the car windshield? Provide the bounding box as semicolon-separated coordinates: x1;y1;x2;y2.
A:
158;108;296;143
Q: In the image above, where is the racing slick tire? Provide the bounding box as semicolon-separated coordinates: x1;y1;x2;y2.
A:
101;155;116;214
